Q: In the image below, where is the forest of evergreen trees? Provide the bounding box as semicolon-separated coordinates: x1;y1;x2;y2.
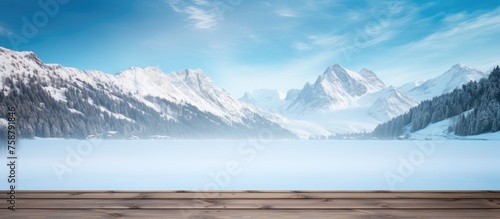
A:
0;73;291;139
372;66;500;138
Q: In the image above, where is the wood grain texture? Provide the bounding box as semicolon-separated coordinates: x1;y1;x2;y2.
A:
12;198;500;209
2;209;500;219
1;191;499;218
7;190;500;199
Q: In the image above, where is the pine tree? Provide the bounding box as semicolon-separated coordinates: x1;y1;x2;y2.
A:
374;65;500;138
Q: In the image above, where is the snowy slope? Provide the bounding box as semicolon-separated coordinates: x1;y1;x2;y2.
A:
284;89;301;102
268;65;413;134
286;64;386;113
0;47;116;100
0;47;262;125
398;80;424;93
406;64;487;101
241;63;491;137
256;110;333;139
368;87;419;121
409;112;500;140
240;89;339;138
5;45;491;139
240;89;286;112
0;47;295;139
240;64;416;136
358;68;386;92
116;67;261;124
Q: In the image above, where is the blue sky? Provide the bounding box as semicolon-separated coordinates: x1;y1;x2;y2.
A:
1;0;500;97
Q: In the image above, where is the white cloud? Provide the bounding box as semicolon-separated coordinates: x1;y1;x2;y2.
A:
288;1;421;60
165;0;184;12
292;41;312;51
364;7;500;87
0;25;12;36
184;6;218;29
308;34;344;47
193;0;210;6
274;8;297;17
359;3;420;46
165;0;220;29
303;0;341;11
404;7;500;51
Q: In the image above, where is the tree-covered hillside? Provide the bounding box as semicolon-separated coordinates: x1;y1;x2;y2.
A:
373;66;500;138
0;73;291;139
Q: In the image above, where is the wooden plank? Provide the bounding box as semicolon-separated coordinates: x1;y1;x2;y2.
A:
2;191;499;218
11;198;500;209
10;190;500;193
6;191;500;199
1;209;500;219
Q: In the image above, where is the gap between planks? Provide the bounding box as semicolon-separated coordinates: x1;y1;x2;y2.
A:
4;190;500;199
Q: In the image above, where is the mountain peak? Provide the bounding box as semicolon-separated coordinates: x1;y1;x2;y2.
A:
448;63;484;75
368;87;419;121
330;63;344;70
321;64;353;83
0;47;296;139
144;66;163;72
406;63;486;101
445;63;484;77
359;68;386;90
323;64;348;77
359;68;375;76
24;52;43;66
0;46;44;67
0;46;21;55
177;68;206;77
286;64;388;112
322;64;385;95
117;66;165;78
452;63;468;69
124;66;163;72
176;68;211;85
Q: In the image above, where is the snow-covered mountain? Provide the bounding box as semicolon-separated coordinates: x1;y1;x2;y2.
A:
398;80;424;93
240;64;418;137
0;47;295;139
114;67;263;124
405;64;487;101
239;89;286;111
253;110;333;139
2;46;491;140
286;64;385;113
367;86;419;121
241;63;488;137
374;66;500;140
239;89;339;138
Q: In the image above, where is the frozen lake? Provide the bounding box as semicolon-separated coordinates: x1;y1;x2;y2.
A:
2;139;500;190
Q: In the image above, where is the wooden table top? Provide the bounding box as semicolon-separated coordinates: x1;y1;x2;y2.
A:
1;190;499;218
